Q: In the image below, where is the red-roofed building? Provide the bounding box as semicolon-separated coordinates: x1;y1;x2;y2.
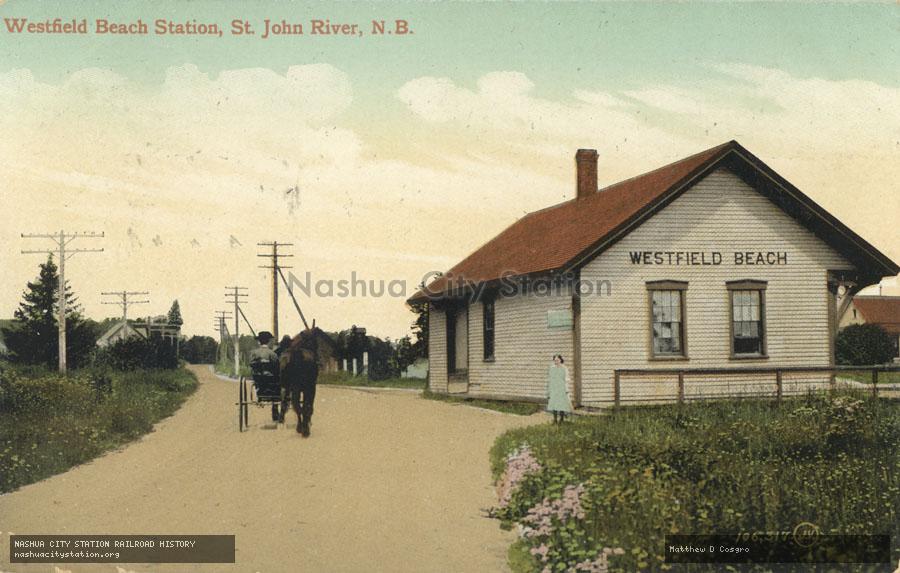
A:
409;141;898;406
840;296;900;360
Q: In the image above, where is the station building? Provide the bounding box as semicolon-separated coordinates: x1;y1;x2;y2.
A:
408;141;899;406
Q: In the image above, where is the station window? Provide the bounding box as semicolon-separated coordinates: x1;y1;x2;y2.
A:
727;280;767;357
483;296;495;361
647;281;688;358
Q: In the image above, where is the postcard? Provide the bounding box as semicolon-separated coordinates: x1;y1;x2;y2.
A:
1;1;898;572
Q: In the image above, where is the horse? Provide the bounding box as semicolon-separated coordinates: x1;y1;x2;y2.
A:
278;326;323;436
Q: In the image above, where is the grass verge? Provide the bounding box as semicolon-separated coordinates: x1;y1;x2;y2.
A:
422;388;543;415
215;357;250;379
318;370;427;390
840;369;900;385
0;365;198;493
490;392;900;572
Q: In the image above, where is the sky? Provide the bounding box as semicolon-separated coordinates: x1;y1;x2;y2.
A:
1;1;898;339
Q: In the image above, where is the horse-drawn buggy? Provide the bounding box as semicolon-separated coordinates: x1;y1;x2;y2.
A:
237;329;324;436
237;354;284;432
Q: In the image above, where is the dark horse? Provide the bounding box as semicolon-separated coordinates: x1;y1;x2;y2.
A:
279;327;322;436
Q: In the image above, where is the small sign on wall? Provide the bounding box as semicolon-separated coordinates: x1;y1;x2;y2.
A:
547;309;573;329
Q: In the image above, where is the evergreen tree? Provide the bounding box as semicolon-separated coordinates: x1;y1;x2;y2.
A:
409;300;429;359
395;335;418;373
167;300;184;328
2;255;99;368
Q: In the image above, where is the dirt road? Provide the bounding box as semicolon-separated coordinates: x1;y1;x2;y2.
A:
0;365;541;573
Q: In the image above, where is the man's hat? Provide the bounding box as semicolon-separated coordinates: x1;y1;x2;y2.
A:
257;331;274;344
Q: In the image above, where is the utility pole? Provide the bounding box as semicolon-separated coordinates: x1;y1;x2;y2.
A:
214;310;233;366
257;241;293;340
225;287;249;377
21;231;104;374
101;291;150;323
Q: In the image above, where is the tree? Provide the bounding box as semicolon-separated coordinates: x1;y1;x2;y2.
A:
396;335;417;373
409;300;429;359
1;255;99;369
167;300;184;328
835;324;896;365
182;335;218;364
366;335;396;380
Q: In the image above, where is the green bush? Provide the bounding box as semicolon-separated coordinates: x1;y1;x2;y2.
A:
182;335;218;364
0;367;197;493
491;393;900;572
835;323;896;365
94;336;179;371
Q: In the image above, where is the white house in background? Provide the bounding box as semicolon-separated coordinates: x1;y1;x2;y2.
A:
96;321;146;348
840;296;900;361
408;141;899;407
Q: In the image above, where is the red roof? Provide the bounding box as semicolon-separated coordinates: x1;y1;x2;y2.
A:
409;140;898;302
853;297;900;335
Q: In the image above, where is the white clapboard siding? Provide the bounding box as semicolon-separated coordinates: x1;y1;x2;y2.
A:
579;167;853;406
428;309;448;392
455;309;469;371
467;292;575;400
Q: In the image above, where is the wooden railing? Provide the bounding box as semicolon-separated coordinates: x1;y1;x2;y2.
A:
612;364;900;406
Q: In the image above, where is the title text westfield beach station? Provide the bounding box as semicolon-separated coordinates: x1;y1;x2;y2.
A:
1;17;411;38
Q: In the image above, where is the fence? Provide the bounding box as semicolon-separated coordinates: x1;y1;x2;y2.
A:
612;365;900;406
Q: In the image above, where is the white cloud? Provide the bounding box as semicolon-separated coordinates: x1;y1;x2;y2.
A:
397;71;686;177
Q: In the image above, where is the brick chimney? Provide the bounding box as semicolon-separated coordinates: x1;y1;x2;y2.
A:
575;149;598;200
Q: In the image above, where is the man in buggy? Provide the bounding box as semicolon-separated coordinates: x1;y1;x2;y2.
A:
248;331;284;422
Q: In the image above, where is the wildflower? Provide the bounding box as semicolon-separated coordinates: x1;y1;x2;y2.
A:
572;547;625;573
496;444;542;508
530;543;550;563
520;484;587;540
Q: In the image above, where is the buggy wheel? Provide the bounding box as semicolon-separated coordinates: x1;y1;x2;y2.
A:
243;379;249;428
238;376;245;432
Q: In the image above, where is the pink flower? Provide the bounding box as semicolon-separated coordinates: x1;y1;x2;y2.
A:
496;444;542;508
520;484;587;542
572;548;625;573
529;543;550;562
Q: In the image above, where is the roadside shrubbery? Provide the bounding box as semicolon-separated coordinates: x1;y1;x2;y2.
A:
490;393;900;572
94;336;179;370
0;363;196;493
836;323;896;365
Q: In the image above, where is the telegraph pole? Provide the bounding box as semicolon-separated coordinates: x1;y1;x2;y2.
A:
214;310;233;366
21;231;104;373
225;287;249;377
257;241;293;340
101;291;150;322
